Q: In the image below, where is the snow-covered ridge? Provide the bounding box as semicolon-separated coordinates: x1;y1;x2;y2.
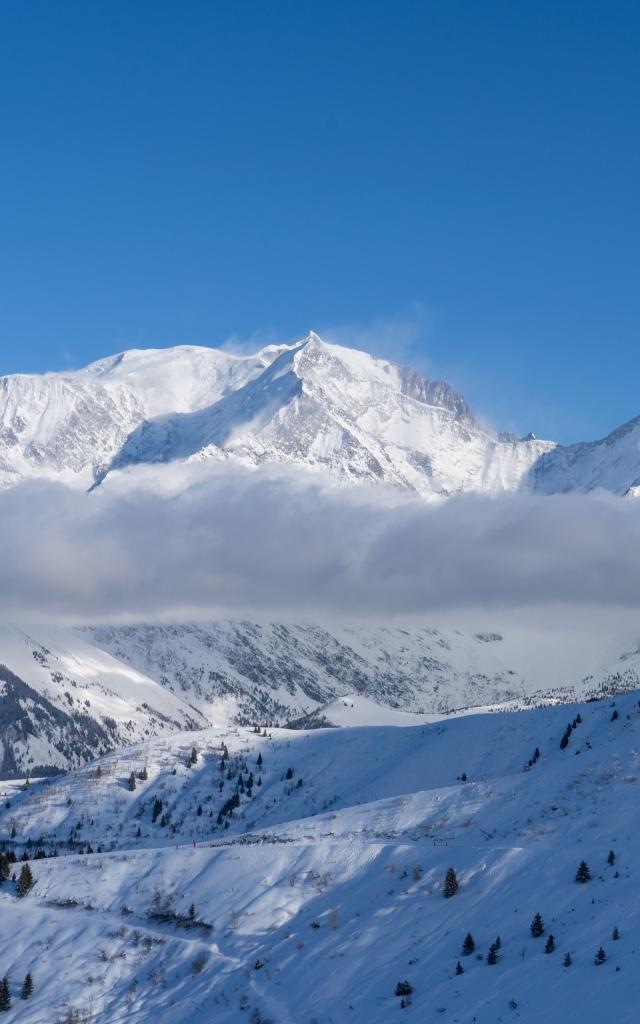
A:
4;330;640;497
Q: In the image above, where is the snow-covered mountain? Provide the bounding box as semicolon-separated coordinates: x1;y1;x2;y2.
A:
82;620;530;725
3;689;640;1023
3;331;640;497
0;626;206;777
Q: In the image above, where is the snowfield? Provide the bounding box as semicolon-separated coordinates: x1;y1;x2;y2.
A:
1;691;640;1022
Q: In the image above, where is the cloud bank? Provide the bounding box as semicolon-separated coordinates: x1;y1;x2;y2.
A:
1;465;639;625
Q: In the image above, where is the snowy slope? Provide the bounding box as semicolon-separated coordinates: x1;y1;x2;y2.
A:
2;691;640;1022
0;344;287;490
0;626;206;777
528;414;640;495
82;620;531;724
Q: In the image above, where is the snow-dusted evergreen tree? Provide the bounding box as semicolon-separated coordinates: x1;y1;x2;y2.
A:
545;934;555;954
607;849;616;866
128;772;136;792
530;912;544;938
455;961;464;975
487;945;498;965
0;976;10;1011
612;926;620;941
462;932;475;956
16;863;33;897
444;867;459;898
594;946;606;965
20;972;32;1000
563;952;572;967
575;860;591;883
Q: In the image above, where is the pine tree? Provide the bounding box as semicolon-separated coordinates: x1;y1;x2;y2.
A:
16;863;33;897
20;972;33;1000
594;946;606;965
188;902;196;921
545;934;555;954
0;854;9;882
139;766;148;781
455;961;464;975
611;709;619;721
575;860;591;883
563;952;572;967
494;936;501;950
190;747;198;765
607;850;616;866
257;753;263;767
462;932;475;956
612;926;620;941
444;867;459;898
487;945;498;965
0;976;9;1011
128;772;136;792
530;912;544;938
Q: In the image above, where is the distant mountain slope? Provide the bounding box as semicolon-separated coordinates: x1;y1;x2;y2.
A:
82;620;529;724
0;626;206;777
0;343;287;490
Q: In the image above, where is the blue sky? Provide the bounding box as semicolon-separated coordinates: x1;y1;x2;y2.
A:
0;0;638;443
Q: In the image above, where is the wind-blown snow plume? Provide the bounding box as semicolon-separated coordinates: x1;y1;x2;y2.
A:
1;464;640;623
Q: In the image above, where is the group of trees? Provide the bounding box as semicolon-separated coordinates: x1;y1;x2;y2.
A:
0;972;33;1010
560;713;582;750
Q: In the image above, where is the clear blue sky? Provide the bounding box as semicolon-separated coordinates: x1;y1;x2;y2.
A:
1;0;638;442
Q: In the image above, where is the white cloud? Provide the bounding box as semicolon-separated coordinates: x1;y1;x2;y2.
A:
1;465;640;626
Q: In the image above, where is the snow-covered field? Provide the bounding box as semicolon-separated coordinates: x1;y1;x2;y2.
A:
2;690;639;1022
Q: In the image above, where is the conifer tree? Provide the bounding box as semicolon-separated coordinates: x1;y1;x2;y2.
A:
545;934;555;954
455;961;464;975
612;926;620;941
256;752;263;767
444;867;459;898
190;747;198;765
462;932;475;956
563;952;572;967
0;976;9;1011
20;972;32;1000
594;946;606;965
16;863;33;897
487;945;498;965
139;766;148;781
607;850;616;866
575;860;591;883
530;912;544;938
494;936;501;950
128;772;136;792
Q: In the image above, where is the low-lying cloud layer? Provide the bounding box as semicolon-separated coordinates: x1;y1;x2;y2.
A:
1;465;640;624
